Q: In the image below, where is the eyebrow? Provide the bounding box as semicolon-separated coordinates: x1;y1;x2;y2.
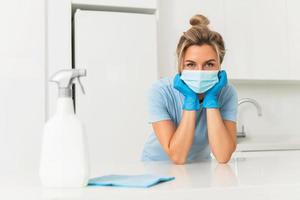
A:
185;59;217;63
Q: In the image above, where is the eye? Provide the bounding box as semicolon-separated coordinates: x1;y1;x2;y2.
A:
205;62;215;68
185;63;196;68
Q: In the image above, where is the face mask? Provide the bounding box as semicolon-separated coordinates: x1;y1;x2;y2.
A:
180;70;219;94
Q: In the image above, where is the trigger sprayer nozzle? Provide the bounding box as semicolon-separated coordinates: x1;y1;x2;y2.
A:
50;69;87;97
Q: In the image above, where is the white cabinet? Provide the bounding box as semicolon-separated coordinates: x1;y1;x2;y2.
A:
199;0;225;34
199;0;300;81
287;0;300;80
222;0;254;80
74;10;157;169
222;0;289;80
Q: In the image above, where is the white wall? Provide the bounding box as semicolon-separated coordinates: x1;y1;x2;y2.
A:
157;0;300;139
157;0;223;78
234;82;300;137
0;0;45;185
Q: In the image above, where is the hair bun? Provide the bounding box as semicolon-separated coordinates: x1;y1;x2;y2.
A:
190;14;210;27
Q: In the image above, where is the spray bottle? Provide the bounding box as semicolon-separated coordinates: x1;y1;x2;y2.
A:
39;69;89;187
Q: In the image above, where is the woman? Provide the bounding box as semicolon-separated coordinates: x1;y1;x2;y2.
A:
141;14;238;164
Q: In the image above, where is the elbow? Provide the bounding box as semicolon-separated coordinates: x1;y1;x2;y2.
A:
215;147;236;164
173;158;186;165
215;152;232;163
169;151;187;165
216;156;231;164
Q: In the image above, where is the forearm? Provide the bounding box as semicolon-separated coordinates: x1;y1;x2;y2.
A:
168;110;196;164
206;108;236;163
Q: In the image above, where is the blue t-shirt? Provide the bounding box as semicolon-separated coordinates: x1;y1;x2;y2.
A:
140;74;238;162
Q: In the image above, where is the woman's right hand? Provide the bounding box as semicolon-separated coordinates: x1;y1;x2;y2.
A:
173;74;200;111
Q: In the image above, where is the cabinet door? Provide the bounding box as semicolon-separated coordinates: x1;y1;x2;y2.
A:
287;0;300;80
223;0;289;80
222;0;254;79
74;10;157;167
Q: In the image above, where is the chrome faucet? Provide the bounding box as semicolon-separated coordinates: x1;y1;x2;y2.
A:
237;98;262;138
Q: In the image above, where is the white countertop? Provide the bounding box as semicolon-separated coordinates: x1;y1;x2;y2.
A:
2;150;300;200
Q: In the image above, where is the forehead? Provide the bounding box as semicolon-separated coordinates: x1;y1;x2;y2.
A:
184;44;217;61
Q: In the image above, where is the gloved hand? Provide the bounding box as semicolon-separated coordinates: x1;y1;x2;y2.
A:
173;74;200;111
203;70;228;108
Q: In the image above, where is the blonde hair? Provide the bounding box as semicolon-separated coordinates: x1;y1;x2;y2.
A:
176;14;225;72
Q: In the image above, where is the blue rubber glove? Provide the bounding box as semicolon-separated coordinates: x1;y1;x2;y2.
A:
203;70;228;108
173;74;200;111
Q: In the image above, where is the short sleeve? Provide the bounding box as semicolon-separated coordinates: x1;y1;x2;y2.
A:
219;84;238;122
147;83;171;123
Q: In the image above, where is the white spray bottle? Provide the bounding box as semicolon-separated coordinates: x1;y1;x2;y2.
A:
39;69;89;187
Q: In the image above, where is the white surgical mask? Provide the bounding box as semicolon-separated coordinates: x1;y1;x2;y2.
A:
180;70;219;94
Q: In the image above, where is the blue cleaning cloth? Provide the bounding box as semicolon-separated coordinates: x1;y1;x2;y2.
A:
88;174;175;188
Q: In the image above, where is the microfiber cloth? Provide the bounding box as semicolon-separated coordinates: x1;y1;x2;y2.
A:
88;174;175;188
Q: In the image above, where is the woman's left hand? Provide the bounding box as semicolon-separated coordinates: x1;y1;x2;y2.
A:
203;70;228;108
